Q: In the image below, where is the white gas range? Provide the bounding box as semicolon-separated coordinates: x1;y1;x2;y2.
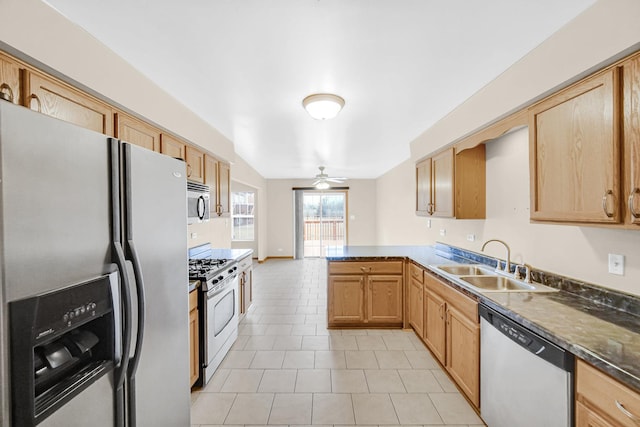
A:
188;243;239;386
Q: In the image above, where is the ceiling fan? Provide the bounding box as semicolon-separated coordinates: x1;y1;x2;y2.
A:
312;166;347;189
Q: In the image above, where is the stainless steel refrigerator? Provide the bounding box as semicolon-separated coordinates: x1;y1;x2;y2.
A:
0;100;191;426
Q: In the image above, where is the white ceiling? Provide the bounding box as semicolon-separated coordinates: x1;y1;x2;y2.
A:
45;0;595;180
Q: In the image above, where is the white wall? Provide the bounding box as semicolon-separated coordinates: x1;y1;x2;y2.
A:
267;179;376;257
376;128;640;296
411;0;640;160
0;0;235;162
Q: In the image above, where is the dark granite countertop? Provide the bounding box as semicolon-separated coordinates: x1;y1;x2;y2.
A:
326;245;640;393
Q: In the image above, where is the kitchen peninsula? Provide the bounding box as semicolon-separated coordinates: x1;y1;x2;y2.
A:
326;244;640;408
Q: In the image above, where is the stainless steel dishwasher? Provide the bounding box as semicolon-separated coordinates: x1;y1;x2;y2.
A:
480;305;574;427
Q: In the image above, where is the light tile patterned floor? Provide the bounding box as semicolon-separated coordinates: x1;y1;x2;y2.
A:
191;258;485;427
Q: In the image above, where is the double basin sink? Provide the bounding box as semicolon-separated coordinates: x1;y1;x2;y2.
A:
431;264;558;293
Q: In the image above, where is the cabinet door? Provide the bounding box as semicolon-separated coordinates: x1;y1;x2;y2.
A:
328;275;364;324
188;291;199;387
529;69;620;223
0;52;21;105
424;288;446;363
115;112;160;152
416;158;432;215
218;162;231;216
367;275;403;324
623;54;640;225
26;70;113;135
432;148;455;217
576;402;615;427
161;133;186;159
446;305;480;407
204;154;220;213
409;278;424;336
186;146;205;183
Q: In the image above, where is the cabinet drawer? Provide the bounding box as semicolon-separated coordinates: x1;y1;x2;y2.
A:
189;290;198;311
410;263;424;283
329;261;403;275
425;272;477;322
577;359;640;427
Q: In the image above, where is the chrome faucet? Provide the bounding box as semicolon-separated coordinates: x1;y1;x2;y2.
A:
481;239;511;274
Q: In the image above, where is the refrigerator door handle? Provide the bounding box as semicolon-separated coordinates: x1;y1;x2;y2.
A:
112;241;133;427
126;239;145;379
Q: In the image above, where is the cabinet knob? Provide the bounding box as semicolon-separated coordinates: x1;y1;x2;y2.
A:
602;190;615;218
628;188;640;219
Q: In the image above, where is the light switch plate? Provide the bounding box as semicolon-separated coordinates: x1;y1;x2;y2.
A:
466;234;476;242
439;229;446;236
608;253;624;275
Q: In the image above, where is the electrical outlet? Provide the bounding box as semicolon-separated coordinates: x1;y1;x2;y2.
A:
426;220;431;228
608;253;624;275
190;232;198;239
466;234;476;242
439;229;446;236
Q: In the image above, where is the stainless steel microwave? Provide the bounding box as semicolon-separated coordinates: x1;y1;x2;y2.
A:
187;182;210;224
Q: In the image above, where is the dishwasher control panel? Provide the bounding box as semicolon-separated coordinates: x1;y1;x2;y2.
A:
479;304;574;371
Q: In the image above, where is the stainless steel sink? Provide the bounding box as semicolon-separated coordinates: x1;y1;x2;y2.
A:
434;264;494;276
459;275;558;293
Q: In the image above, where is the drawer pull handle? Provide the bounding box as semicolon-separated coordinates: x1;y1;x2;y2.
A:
629;188;640;219
0;83;14;103
28;94;42;113
602;189;614;218
615;400;640;422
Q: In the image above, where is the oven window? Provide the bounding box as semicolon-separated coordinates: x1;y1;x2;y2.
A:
214;289;236;336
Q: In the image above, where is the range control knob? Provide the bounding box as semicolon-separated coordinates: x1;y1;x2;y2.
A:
218;275;224;281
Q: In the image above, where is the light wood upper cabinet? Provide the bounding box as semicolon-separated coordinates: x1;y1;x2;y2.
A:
529;69;620;223
218;162;231;216
161;133;186;159
431;148;455;217
416;145;485;219
416;158;432;214
623;54;640;226
115;112;160;151
328;261;403;327
0;52;21;105
204;154;231;216
576;359;640;427
185;146;205;183
25;70;113;135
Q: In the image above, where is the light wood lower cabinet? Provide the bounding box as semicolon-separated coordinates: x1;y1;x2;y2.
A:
408;276;424;337
576;359;640;427
238;255;253;317
328;261;403;327
188;290;199;387
421;272;480;408
423;287;446;363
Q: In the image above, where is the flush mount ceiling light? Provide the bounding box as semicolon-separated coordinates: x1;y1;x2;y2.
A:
302;93;345;120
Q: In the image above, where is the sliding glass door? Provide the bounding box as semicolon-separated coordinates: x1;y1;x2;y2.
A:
302;191;346;257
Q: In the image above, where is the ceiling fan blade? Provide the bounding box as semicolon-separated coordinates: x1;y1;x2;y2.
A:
327;178;346;183
312;178;323;185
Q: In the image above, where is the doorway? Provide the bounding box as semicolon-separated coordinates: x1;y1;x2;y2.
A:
302;191;347;257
